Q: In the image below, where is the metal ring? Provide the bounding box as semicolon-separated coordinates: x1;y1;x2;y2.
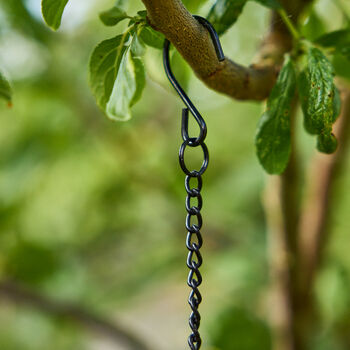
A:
188;269;202;288
186;232;203;251
188;333;201;350
186;211;202;233
185;174;202;196
188;288;202;307
186;194;203;213
189;310;201;330
187;249;203;269
179;140;209;176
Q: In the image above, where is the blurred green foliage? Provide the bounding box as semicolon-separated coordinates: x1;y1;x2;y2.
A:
208;306;272;350
0;0;350;349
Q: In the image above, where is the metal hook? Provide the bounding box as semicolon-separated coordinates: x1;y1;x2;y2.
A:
163;15;225;146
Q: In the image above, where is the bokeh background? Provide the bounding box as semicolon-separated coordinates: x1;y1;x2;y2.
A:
0;0;350;349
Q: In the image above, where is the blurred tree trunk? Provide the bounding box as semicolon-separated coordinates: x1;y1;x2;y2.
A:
264;98;301;350
265;86;350;350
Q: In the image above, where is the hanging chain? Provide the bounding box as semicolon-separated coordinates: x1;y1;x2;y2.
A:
162;15;224;350
179;108;209;350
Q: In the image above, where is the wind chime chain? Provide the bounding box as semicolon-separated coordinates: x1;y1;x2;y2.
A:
180;122;208;350
163;14;224;350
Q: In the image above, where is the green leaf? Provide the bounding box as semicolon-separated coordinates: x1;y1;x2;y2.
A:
252;0;281;10
332;86;341;122
41;0;69;30
129;56;146;107
0;71;12;103
128;10;147;26
340;44;350;60
298;71;312;133
90;31;146;121
207;0;282;34
255;58;296;174
332;52;350;80
139;26;165;49
315;29;350;61
298;47;339;154
137;10;147;19
315;29;350;48
131;33;146;57
317;132;338;154
298;47;335;134
209;306;272;350
89;34;131;111
300;11;326;41
106;43;145;121
207;0;247;35
99;6;128;27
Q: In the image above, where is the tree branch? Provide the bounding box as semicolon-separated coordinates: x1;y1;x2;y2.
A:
0;279;151;350
264;175;295;350
264;98;301;350
141;0;311;100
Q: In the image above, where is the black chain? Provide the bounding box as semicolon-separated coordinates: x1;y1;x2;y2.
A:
180;115;208;350
163;15;224;350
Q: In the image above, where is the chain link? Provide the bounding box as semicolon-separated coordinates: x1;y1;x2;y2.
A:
179;108;209;350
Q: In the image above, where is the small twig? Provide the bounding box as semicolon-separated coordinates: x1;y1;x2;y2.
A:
278;9;300;41
0;279;151;350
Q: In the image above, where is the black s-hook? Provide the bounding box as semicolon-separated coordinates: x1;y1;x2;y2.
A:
163;15;224;350
163;15;225;146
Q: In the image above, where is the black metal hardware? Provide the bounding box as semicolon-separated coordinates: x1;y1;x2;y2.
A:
163;15;224;350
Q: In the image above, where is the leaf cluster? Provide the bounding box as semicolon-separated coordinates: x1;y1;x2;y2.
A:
255;25;350;174
40;0;164;121
89;5;164;121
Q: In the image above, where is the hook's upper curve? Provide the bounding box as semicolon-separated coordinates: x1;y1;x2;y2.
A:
192;15;225;61
163;15;225;146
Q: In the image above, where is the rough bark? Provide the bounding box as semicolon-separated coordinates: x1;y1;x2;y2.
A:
141;0;312;100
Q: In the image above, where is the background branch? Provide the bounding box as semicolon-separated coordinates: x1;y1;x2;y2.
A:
264;98;301;350
265;84;350;350
264;175;295;350
299;85;350;295
0;280;151;350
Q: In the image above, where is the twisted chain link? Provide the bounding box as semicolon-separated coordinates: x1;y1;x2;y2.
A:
179;110;209;350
